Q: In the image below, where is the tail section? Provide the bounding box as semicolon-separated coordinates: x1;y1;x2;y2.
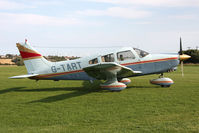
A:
16;39;51;74
17;42;42;60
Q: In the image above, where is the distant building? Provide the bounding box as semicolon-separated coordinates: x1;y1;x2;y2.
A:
0;59;15;65
0;55;6;58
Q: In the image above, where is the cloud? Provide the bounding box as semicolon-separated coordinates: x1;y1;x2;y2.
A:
0;0;63;10
169;14;197;20
0;0;34;10
0;13;81;26
77;7;152;19
88;0;199;7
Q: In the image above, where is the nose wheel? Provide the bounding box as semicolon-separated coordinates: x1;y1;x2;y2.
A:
161;85;171;87
150;73;174;87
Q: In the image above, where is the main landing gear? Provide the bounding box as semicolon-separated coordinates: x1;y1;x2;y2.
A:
100;67;131;91
100;71;126;91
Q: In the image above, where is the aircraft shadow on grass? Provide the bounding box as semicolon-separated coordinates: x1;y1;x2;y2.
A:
28;81;103;103
0;87;25;95
1;81;159;103
19;81;105;103
128;85;160;89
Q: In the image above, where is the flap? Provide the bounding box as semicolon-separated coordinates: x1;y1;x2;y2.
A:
83;62;142;80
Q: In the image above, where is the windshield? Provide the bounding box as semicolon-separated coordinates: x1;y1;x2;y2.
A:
133;48;149;58
117;50;135;61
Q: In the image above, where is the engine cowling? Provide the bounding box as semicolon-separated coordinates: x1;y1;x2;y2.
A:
150;77;174;87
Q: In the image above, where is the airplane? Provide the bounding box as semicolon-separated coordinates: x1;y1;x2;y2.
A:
9;39;191;91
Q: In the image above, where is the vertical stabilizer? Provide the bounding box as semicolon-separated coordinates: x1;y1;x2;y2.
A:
16;40;51;74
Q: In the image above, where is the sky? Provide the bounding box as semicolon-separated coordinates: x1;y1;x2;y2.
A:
0;0;199;56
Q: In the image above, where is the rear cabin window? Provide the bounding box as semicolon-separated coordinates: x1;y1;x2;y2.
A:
89;58;98;64
117;50;135;61
101;53;114;62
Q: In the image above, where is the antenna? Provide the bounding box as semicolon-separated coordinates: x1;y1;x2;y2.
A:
25;39;27;44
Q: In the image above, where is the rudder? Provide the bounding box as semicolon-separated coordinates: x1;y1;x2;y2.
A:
16;39;51;74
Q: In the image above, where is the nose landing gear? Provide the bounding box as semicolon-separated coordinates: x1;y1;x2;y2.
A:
150;73;174;87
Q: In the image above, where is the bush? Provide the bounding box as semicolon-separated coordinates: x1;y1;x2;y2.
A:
12;57;24;66
183;49;199;63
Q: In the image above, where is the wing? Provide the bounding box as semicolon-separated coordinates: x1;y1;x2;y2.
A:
83;62;142;80
9;74;39;79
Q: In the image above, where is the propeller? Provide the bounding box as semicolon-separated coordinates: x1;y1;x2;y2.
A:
179;37;191;77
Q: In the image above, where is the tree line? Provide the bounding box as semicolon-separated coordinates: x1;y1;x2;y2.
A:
183;49;199;64
2;49;199;66
11;56;79;66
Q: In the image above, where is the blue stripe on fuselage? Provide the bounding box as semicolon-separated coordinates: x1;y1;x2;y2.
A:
126;59;179;76
43;71;95;80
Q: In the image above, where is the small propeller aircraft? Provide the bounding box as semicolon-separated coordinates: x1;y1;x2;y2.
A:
10;39;191;91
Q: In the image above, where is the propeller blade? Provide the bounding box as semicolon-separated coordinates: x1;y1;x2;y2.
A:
179;37;183;55
178;37;191;77
181;61;184;77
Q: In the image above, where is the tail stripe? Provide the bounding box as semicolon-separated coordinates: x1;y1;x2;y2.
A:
19;51;42;60
16;41;50;74
16;43;42;60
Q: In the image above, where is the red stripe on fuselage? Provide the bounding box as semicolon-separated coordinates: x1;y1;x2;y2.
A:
35;70;84;79
20;51;42;59
121;57;178;66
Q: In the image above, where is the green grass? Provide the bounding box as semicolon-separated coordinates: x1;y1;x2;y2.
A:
0;65;199;133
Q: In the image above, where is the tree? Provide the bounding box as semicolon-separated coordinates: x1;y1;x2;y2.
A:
12;56;24;66
183;49;199;63
6;54;13;59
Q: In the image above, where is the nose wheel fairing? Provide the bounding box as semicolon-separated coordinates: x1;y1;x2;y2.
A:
150;74;174;87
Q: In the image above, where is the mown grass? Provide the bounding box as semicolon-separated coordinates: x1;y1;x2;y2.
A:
0;65;199;133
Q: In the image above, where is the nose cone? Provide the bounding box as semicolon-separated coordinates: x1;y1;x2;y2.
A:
179;54;191;61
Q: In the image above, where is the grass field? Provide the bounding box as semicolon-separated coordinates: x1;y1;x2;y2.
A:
0;65;199;133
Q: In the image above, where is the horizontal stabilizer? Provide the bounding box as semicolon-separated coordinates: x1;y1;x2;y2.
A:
9;74;39;79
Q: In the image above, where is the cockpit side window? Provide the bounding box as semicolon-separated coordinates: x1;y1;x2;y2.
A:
101;53;114;62
89;58;98;64
117;50;135;61
133;48;149;58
